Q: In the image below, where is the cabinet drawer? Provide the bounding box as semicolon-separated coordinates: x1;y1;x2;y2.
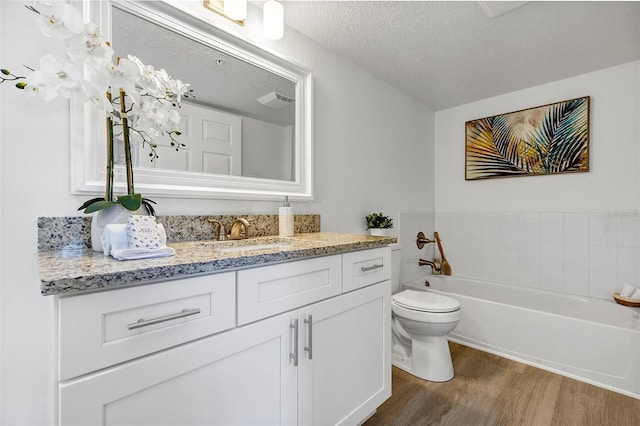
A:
343;247;392;292
237;255;342;325
58;272;235;381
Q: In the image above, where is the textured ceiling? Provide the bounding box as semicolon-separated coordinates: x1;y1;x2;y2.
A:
280;1;640;110
112;7;295;126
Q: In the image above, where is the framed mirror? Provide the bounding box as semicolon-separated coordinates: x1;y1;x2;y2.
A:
71;0;313;201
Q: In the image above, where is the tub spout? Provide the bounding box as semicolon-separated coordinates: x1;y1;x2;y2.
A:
419;258;442;275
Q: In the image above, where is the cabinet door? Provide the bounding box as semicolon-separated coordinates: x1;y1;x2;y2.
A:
59;313;297;426
298;281;391;426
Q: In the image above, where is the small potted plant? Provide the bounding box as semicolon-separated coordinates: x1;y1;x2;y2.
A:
365;212;394;236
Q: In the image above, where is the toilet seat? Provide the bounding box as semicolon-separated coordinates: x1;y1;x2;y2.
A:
392;289;460;313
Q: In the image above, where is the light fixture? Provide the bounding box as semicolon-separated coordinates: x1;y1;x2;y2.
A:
224;0;247;21
204;0;284;40
263;0;284;40
203;0;245;26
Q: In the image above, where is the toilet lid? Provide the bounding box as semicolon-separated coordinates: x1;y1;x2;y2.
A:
392;289;460;313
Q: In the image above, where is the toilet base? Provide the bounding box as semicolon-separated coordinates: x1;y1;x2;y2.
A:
392;336;454;382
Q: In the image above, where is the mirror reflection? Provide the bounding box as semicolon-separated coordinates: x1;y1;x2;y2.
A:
111;6;296;182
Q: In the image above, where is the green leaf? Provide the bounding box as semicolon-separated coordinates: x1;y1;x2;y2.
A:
77;197;106;211
1;69;11;75
83;200;118;214
117;193;142;211
15;82;27;89
142;198;157;216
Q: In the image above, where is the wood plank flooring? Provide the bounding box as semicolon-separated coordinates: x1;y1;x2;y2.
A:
364;342;640;426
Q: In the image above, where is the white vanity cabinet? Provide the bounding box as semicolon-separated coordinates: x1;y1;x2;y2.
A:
297;280;391;425
56;247;391;426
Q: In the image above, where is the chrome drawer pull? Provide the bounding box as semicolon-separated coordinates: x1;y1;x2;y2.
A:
304;314;313;360
290;318;299;367
127;308;201;330
361;264;384;272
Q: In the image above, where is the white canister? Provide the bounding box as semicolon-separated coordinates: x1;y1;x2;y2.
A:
279;197;294;237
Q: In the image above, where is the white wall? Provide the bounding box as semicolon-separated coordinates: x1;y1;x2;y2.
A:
242;117;292;181
433;62;640;300
435;61;640;213
0;1;434;424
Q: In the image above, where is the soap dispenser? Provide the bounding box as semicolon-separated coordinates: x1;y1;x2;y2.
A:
279;196;294;237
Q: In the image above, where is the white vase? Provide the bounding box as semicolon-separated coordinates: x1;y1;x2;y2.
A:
91;204;131;252
369;228;389;237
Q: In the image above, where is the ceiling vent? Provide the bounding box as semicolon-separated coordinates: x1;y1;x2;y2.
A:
257;91;295;109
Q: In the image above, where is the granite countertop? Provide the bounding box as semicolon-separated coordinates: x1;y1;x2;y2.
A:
38;232;397;296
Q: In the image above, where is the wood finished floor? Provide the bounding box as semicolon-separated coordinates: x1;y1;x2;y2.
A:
364;342;640;426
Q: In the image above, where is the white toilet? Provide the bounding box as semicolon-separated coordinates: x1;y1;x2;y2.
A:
390;247;461;382
391;290;461;381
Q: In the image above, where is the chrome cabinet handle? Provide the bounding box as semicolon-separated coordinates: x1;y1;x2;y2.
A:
127;308;201;330
361;264;384;272
304;314;313;360
290;318;299;367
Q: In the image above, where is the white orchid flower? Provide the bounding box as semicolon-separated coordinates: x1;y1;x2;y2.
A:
24;70;59;100
82;81;114;113
67;24;113;68
39;53;83;98
35;1;85;39
105;58;140;93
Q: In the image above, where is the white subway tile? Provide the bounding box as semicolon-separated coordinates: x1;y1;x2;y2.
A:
540;242;563;269
564;244;589;270
589;245;618;273
499;212;520;241
540;266;563;291
563;213;589;245
589;213;618;247
563;268;589;295
619;215;640;248
588;271;618;300
519;213;540;242
518;264;540;288
518;240;540;266
618;247;640;276
540;213;563;244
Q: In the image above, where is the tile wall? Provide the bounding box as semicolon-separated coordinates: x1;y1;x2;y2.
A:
434;211;640;301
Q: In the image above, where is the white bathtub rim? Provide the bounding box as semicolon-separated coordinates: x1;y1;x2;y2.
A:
403;276;640;332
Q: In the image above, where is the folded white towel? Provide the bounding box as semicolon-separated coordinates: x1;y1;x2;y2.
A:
111;246;176;261
631;288;640;300
621;284;636;298
101;217;173;260
101;224;128;256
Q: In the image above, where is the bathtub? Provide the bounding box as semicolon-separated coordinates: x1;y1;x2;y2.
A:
403;276;640;399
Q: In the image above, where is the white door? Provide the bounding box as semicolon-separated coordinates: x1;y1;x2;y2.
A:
298;281;392;426
138;102;242;175
59;312;297;426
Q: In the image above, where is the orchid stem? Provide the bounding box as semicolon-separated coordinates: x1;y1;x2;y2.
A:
105;91;114;202
119;88;134;195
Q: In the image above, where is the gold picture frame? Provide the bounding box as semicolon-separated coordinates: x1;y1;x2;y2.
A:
465;96;590;181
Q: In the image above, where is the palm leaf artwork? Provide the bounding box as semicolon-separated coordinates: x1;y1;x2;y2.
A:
465;96;590;180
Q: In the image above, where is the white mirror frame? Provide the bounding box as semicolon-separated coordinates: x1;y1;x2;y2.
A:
71;0;313;201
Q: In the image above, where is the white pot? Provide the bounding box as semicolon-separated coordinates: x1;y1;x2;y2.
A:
369;228;390;237
90;204;132;252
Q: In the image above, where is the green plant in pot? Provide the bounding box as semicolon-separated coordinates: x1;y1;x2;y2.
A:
365;212;394;236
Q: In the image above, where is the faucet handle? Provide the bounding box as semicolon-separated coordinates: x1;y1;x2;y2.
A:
416;231;435;249
207;219;226;241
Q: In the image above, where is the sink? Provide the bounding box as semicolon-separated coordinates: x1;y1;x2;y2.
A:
197;238;294;253
216;243;292;253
